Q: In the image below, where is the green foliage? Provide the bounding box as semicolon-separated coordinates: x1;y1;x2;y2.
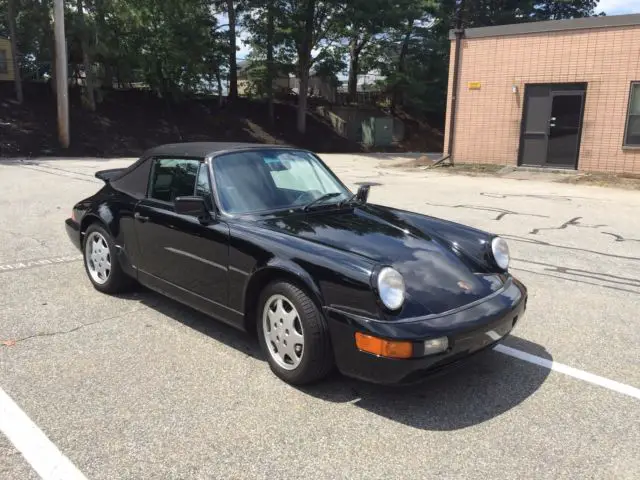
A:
368;0;600;116
106;0;224;96
4;0;603;119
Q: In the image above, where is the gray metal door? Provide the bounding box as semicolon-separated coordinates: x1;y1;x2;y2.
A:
546;92;585;168
519;84;586;169
374;117;394;146
519;85;552;167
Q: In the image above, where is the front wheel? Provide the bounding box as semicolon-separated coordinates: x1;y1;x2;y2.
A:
257;281;334;385
83;224;134;294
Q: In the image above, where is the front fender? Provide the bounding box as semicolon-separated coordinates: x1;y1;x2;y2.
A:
229;221;381;325
247;258;325;308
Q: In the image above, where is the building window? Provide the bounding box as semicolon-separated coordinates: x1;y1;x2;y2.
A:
625;82;640;146
0;50;8;74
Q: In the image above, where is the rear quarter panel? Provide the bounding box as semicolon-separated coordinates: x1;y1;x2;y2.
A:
78;185;140;274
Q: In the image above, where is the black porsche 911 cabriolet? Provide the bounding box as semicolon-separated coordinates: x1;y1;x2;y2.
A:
65;142;527;385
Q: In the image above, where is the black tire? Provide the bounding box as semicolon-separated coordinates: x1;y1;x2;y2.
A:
83;223;134;294
257;281;334;385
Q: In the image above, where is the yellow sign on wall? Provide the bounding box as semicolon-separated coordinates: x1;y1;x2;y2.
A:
468;81;481;90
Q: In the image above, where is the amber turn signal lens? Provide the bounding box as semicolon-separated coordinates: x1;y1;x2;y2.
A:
355;333;413;359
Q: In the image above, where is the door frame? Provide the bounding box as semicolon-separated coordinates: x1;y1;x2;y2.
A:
517;82;587;170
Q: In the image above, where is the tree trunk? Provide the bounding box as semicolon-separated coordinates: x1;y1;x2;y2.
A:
296;0;316;134
348;33;370;104
215;66;223;106
7;0;23;103
227;0;238;100
393;21;413;109
77;0;95;110
297;66;310;134
347;37;359;104
266;0;275;124
95;0;112;90
156;60;167;97
103;64;113;89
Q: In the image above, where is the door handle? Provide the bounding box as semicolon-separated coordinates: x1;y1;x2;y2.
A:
134;212;149;223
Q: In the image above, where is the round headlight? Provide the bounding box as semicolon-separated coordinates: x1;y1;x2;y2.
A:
377;267;406;310
491;237;510;270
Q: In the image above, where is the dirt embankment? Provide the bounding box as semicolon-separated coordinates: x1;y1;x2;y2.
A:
0;83;362;158
1;82;445;158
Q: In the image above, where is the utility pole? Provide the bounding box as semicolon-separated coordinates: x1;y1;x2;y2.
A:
447;0;465;166
266;0;275;124
53;0;69;148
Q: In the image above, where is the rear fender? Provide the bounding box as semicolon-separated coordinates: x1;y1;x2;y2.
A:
80;202;119;240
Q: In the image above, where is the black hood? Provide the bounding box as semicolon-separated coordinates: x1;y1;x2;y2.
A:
259;205;504;316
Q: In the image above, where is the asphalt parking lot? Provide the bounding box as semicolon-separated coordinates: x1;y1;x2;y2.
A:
1;155;639;479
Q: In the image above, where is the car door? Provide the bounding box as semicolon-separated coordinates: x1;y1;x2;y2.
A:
134;157;230;311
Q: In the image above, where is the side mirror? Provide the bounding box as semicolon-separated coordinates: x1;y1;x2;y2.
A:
175;196;211;222
356;184;371;203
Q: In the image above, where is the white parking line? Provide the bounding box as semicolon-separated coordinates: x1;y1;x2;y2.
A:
0;387;87;480
485;330;640;400
0;255;82;274
493;344;640;400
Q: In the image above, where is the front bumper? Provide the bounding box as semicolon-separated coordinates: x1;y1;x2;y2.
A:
325;277;527;385
65;218;82;251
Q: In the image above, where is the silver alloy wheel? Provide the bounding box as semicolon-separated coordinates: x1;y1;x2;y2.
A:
85;231;112;285
262;294;305;370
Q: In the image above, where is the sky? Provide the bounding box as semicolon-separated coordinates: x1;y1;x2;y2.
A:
597;0;640;14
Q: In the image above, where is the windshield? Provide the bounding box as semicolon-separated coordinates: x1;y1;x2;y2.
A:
212;149;351;214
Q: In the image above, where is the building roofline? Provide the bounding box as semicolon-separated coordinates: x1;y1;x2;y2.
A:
449;13;640;40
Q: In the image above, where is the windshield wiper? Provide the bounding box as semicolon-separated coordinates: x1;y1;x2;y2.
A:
302;192;342;211
339;193;358;207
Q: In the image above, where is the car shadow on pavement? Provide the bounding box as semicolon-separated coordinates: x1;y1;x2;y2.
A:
127;288;266;360
130;289;551;431
300;336;552;431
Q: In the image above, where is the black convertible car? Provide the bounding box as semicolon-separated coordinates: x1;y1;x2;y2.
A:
66;142;527;385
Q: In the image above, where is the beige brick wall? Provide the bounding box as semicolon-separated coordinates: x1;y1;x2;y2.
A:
444;25;640;173
0;38;15;82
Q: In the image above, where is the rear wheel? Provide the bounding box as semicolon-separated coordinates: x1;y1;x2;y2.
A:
83;224;134;294
257;281;333;385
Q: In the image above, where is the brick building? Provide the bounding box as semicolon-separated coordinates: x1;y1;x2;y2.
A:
443;14;640;173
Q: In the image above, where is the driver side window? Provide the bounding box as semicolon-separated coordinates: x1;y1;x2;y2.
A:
149;158;200;203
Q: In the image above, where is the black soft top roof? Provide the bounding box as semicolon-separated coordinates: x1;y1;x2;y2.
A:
142;142;298;159
102;142;305;192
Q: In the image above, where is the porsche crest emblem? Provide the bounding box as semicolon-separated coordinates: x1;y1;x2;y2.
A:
458;280;472;292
